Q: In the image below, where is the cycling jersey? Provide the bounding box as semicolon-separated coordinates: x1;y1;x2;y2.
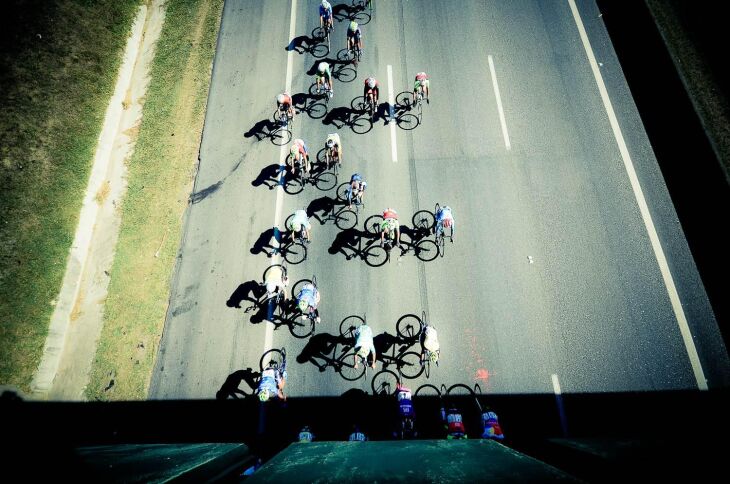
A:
297;283;319;309
288;210;311;230
291;139;308;155
317;67;332;81
347;28;362;40
382;208;397;220
299;430;314;442
326;133;340;148
257;367;281;397
355;324;374;353
481;412;504;440
414;72;430;91
446;411;466;437
349;432;367;442
278;94;292;107
319;4;332;18
264;266;286;293
397;387;414;418
423;326;439;353
380;218;399;233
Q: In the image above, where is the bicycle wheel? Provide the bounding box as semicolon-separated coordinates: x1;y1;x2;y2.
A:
412;210;435;231
284;175;304;195
289;316;314;339
371;369;399;396
259;348;285;372
339;314;365;337
336;182;350;201
414;383;441;398
284;242;307;265
364;244;387;267
397;351;425;379
262;263;286;282
364;214;384;235
446;383;475;398
415;240;438;262
314;171;337;192
338;349;366;381
271;127;292;146
335;209;357;230
437;234;445;258
396;313;422;340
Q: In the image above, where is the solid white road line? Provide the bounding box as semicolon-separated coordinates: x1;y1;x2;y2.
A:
264;0;298;354
387;64;398;162
552;374;569;437
488;55;511;150
568;0;707;390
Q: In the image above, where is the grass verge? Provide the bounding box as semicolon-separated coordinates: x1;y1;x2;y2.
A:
0;0;140;392
86;0;224;400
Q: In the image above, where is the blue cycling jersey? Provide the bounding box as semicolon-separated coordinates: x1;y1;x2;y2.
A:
319;5;332;17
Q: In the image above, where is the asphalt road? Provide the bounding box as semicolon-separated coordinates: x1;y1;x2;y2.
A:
149;0;730;400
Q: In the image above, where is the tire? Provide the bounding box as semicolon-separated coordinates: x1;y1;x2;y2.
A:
336;182;350;201
284;242;307;264
289;316;315;339
291;278;313;298
396;314;422;340
262;263;286;282
335;209;357;230
338;349;366;381
364;244;387;267
339;314;365;337
412;210;435;231
284;176;305;195
314;171;337;191
446;383;475;397
397;351;425;379
259;348;285;372
364;214;384;235
371;369;399;396
415;239;439;262
271;128;292;146
415;383;441;398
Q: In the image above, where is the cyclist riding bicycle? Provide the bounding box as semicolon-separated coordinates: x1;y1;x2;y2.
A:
295;282;321;324
347;21;363;55
298;425;315;442
435;205;455;240
288;138;311;175
397;383;417;438
353;323;376;369
262;265;289;303
287;209;312;243
413;72;430;104
276;92;295;123
380;207;400;247
325;133;342;168
481;409;505;440
446;407;468;439
256;356;287;403
347;173;367;209
316;61;333;95
348;425;367;442
319;0;333;31
363;77;379;108
420;323;440;366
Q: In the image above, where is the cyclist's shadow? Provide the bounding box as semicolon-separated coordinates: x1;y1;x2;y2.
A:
286;34;322;54
226;280;261;309
252;163;283;190
250;227;283;257
244;118;279;141
296;333;351;372
216;368;260;399
307;196;339;224
328;227;375;260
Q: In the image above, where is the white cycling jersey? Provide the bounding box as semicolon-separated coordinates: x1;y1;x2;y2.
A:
423;326;439;352
355;325;375;355
290;210;311;229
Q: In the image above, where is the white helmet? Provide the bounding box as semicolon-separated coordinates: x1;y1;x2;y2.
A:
266;281;277;294
293;222;302;232
318;62;329;73
367;78;376;88
276;93;285;103
326;138;334;148
322;0;330;8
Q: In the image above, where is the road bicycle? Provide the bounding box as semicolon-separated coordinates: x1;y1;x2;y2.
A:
324;144;340;176
339;314;376;379
245;264;288;313
433;203;454;258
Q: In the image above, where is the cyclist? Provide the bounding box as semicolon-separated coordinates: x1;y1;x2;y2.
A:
434;205;455;240
276;92;295;123
298;425;315;442
319;0;333;32
287;209;312;243
348;425;367;442
420;323;440;366
379;207;401;247
346;21;363;56
481;409;505;441
445;407;468;439
363;77;379;109
288;138;311;175
353;322;376;369
256;353;287;403
397;383;417;438
325;133;342;169
295;281;321;324
412;72;430;104
316;61;333;95
347;173;367;209
262;265;289;304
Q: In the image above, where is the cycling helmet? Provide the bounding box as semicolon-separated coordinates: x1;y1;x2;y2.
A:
367;78;376;89
326;138;334;148
258;389;270;402
292;222;302;232
318;61;329;73
349;21;358;32
321;0;330;7
290;145;298;155
351;173;362;182
298;298;309;312
429;351;439;363
276;93;286;104
265;281;277;294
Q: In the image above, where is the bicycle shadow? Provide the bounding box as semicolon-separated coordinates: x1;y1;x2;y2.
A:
296;332;351;372
292;93;328;121
244;118;279;141
252;163;283;190
307;196;339;224
216;368;260;400
286;35;327;58
328;227;375;261
250;227;282;257
226;280;262;309
322;106;372;134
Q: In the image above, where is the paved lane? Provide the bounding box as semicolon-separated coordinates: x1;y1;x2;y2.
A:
150;0;730;400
